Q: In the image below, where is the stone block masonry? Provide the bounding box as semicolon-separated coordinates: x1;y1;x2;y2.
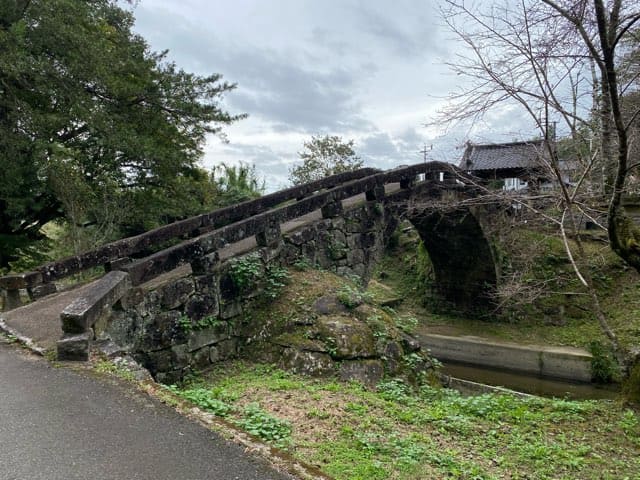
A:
57;271;131;361
105;201;399;383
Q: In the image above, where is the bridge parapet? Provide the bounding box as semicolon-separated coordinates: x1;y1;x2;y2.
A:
0;167;380;309
57;271;131;360
0;161;465;311
103;174;491;381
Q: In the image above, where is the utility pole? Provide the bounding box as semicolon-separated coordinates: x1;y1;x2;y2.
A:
419;144;432;163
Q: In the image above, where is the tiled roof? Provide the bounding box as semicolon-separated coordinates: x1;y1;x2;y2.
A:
459;140;548;171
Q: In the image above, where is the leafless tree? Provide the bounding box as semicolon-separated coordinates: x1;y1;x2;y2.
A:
433;0;640;364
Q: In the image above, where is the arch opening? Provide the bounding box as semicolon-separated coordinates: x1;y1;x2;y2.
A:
402;207;498;312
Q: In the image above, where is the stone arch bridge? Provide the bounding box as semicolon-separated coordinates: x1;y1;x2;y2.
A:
0;162;501;379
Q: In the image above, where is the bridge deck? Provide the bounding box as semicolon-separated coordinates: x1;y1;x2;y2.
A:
0;187;402;353
1;280;99;352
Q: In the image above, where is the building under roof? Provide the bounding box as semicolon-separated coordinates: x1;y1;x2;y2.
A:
459;140;551;191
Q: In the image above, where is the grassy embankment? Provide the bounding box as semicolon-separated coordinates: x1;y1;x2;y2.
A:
375;224;640;354
157;257;640;480
167;361;639;480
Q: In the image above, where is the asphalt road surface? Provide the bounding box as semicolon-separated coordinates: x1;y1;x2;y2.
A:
0;341;292;480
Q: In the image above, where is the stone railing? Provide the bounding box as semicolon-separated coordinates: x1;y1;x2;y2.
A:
0;167;380;310
116;161;463;286
0;161;469;361
57;271;131;360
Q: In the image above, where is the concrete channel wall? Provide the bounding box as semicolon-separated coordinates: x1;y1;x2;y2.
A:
419;333;593;383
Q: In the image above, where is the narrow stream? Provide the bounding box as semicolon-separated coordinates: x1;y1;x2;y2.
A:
443;361;619;400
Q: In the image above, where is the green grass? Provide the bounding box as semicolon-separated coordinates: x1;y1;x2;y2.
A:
168;361;640;480
372;224;640;352
94;359;137;382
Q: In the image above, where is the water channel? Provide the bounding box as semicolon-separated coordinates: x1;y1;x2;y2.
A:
442;361;619;400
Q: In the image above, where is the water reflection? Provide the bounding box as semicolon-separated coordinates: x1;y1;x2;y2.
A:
443;362;619;400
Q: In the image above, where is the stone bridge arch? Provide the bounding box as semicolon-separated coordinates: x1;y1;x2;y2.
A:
279;181;500;313
403;206;498;310
367;178;501;312
0;161;502;376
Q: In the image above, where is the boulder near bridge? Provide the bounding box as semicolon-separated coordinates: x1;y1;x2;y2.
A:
0;162;499;380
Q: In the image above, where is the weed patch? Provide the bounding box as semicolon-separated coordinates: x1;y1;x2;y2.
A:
235;403;292;447
94;359;136;382
179;361;639;480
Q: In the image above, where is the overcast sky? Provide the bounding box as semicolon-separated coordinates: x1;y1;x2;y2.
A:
129;0;533;191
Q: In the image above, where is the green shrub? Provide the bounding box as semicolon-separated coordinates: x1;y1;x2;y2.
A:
235;403;292;447
167;386;233;417
588;340;618;383
264;265;290;299
229;253;262;290
337;284;372;309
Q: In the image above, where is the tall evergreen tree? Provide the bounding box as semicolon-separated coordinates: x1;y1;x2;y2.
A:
0;0;245;267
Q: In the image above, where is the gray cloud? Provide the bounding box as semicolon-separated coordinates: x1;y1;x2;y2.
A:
131;0;538;188
352;0;446;60
135;5;372;134
224;52;371;133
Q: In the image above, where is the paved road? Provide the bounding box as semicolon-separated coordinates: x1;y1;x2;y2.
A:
0;341;292;480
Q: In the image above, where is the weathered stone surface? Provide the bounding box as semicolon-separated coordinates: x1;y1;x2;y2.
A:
212;338;237;360
192;347;211;369
155;369;184;385
159;278;195;309
399;331;421;352
0;271;42;290
313;295;348;315
3;288;23;310
184;294;219;320
280;348;335;376
190;251;220;275
316;316;376;359
220;300;243;319
381;340;405;375
139;349;172;376
331;217;346;231
94;338;127;358
256;220;281;247
321;200;343;219
300;243;318;264
141;311;184;351
360;232;377;249
218;271;239;303
193;274;217;292
61;271;131;334
57;331;92;361
271;333;327;352
285;226;317;246
105;257;132;272
260;244;283;263
27;283;57;300
346;248;365;266
350;264;366;278
332;230;347;246
339;359;384;387
366;186;385;201
118;287;147;310
104;311;141;351
383;340;404;360
187;323;229;352
171;344;190;368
